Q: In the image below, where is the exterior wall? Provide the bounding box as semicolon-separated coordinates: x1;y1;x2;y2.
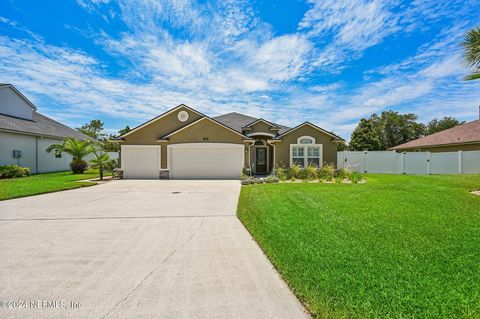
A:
274;125;338;167
167;119;249;169
0;86;33;120
247;121;277;135
0;131;71;173
398;143;480;153
122;106;203;169
37;136;73;173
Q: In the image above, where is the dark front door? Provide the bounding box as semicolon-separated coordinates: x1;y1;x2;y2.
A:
255;148;267;173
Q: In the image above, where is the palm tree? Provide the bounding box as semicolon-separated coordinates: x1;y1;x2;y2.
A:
89;152;110;180
46;138;95;173
462;27;480;80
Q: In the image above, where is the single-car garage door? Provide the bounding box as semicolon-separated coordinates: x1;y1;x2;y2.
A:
169;143;243;179
121;145;161;179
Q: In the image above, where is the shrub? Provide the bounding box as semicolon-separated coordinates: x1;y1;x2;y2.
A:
288;164;302;180
255;178;265;184
273;167;287;181
265;175;280;183
304;164;317;180
350;171;363;184
318;163;335;181
70;159;88;174
336;168;351;181
0;165;30;179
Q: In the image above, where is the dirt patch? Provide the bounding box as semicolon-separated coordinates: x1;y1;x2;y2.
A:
470;190;480;196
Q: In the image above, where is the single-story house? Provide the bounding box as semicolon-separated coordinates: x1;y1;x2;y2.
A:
0;83;92;173
390;119;480;152
113;104;344;179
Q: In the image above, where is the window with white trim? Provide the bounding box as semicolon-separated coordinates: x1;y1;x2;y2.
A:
290;137;322;168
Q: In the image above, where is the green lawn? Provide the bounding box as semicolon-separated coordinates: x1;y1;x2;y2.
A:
238;174;480;319
0;169;104;200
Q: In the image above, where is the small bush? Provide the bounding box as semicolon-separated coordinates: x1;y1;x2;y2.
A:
288;164;302;180
255;178;265;184
274;167;287;181
350;171;363;183
0;165;30;179
336;168;351;180
70;159;88;174
318;163;335;181
304;164;318;180
265;175;280;183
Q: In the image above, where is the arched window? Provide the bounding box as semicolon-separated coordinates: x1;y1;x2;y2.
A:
291;136;322;168
297;136;315;144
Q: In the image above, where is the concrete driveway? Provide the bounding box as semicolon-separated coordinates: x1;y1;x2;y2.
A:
0;180;308;319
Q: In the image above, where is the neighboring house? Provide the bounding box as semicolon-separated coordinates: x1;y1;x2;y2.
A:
0;83;91;173
113;104;344;179
390;119;480;152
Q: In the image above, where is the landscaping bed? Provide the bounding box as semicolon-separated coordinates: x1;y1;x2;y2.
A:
237;174;480;318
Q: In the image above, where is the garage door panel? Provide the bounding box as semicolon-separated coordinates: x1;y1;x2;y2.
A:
122;146;161;179
169;144;243;179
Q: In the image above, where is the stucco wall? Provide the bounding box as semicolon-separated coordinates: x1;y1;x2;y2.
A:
122;107;203;169
167;119;249;169
0;131;72;173
274;125;338;167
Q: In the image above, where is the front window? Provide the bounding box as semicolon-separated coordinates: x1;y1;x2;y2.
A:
291;145;321;167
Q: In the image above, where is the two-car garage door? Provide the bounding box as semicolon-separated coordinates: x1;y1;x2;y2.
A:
121;144;243;179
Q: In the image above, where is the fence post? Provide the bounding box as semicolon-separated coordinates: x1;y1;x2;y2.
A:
363;151;368;173
402;152;406;174
426;152;430;175
458;151;463;174
392;150;396;174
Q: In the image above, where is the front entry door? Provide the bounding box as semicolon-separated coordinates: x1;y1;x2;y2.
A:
255;148;267;173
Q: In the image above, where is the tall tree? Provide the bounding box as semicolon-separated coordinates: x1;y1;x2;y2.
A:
462;27;480;81
426;117;464;135
349;111;424;151
77;120;105;140
349;115;382;151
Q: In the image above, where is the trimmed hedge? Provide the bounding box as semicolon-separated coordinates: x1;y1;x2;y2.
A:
0;165;30;179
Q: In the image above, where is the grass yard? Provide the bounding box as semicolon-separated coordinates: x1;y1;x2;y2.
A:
238;174;480;318
0;169;105;200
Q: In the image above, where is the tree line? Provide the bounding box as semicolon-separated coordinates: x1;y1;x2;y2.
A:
341;112;464;151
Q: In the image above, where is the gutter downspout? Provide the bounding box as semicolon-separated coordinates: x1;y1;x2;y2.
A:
35;136;39;174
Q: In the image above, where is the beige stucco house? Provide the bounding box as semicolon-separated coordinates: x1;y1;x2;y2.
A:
114;104;343;179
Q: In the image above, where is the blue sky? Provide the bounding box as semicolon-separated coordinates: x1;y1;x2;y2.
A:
0;0;479;139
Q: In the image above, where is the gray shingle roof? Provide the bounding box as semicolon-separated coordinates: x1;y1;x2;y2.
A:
0;111;91;140
213;112;290;134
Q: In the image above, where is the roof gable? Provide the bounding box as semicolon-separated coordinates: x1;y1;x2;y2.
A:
120;104;204;138
274;122;343;141
161;116;251;140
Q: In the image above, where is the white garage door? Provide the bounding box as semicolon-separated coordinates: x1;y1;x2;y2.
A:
169;143;243;179
121;145;161;179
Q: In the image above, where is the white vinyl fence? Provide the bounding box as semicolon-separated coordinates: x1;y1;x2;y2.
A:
337;150;480;175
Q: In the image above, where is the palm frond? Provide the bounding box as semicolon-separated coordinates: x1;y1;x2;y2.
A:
462;27;480;68
464;72;480;81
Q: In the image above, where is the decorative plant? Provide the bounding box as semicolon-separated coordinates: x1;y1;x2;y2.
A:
46;138;96;174
350;171;363;184
273;166;287;181
288;164;302;180
89;152;111;180
318;163;335;181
